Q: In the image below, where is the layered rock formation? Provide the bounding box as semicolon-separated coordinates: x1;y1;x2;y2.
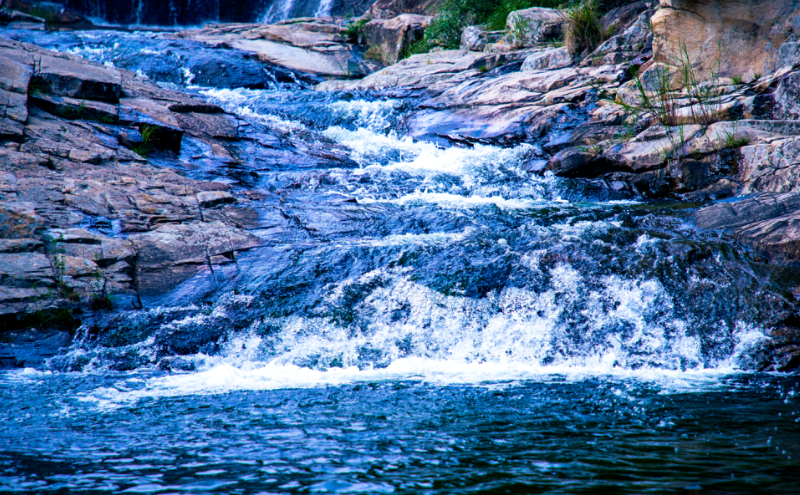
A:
0;34;358;327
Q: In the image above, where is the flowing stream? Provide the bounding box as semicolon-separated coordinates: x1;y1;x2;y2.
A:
1;29;800;493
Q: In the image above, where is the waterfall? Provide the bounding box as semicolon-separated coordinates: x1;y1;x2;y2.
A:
65;0;335;26
313;0;335;18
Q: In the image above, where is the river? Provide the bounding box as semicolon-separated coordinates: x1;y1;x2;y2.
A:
1;28;799;493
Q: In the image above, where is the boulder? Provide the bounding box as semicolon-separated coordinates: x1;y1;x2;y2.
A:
461;25;487;52
367;0;442;18
652;0;800;80
521;47;573;71
505;7;565;49
364;14;430;65
317;49;528;94
182;21;370;78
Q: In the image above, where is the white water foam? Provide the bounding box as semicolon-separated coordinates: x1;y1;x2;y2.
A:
79;269;766;409
358;191;550;209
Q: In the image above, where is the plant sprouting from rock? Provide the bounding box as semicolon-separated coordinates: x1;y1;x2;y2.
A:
565;0;605;56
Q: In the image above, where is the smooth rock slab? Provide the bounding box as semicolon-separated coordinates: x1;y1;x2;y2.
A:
35;54;122;103
521;47;573;71
130;221;261;296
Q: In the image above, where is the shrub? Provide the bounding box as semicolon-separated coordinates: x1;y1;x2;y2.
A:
424;0;563;50
565;0;605;56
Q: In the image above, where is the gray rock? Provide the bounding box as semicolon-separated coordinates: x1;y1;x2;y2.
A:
505;7;565;49
461;25;487;52
521;47;573;71
35;54;122;103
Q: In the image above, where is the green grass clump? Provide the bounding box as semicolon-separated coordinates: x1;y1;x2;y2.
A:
565;0;606;56
423;0;563;50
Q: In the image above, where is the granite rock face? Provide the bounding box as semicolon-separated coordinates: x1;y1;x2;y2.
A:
0;33;360;324
652;0;800;80
363;14;430;65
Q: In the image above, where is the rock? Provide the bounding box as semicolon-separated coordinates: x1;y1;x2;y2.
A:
364;14;430;65
0;239;43;253
521;47;573;71
407;104;542;143
548;147;606;176
694;193;800;230
31;93;119;123
183;21;370;79
0;202;45;239
770;72;800;119
0;53;32;94
461;25;487;52
652;0;800;80
602;124;704;172
739;137;800;193
197;191;237;208
505;7;565;49
367;0;441;19
0;328;73;369
129;221;261;296
34;53;122;103
317;49;529;94
119;98;184;152
0;53;32;141
696;193;800;263
593;11;651;57
41;229;135;267
0;252;55;289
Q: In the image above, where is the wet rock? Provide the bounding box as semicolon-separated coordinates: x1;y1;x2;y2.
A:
130;221;261;296
34;53;122;103
0;328;72;369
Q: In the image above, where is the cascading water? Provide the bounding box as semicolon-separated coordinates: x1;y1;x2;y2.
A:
1;29;799;494
63;0;347;26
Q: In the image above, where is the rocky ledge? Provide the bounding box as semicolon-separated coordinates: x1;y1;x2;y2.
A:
0;34;360;335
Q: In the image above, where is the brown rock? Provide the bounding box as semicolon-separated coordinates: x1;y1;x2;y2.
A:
0;202;45;239
364;14;430;66
652;0;800;80
130;221;261;296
